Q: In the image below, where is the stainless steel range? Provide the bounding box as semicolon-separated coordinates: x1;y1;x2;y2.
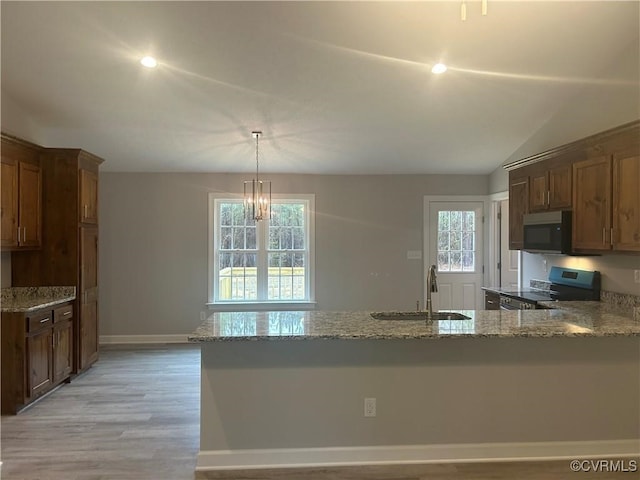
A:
492;267;601;311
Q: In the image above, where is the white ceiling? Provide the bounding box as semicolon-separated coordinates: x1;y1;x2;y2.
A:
1;1;639;174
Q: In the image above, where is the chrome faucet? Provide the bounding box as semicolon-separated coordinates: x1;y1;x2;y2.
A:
426;264;438;319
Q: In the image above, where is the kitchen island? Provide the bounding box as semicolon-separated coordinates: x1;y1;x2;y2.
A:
189;306;640;472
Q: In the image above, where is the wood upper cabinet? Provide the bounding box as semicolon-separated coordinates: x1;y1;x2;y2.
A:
508;173;529;250
1;135;42;249
529;163;572;212
572;147;640;252
572;156;612;251
612;149;640;252
506;120;639;251
79;169;98;224
18;162;42;246
1;160;18;246
529;170;548;212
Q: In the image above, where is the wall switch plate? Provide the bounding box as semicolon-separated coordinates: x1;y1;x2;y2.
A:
200;311;206;321
407;250;422;260
634;270;640;284
364;397;376;417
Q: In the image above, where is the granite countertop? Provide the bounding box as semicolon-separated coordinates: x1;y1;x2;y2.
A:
1;286;76;312
188;302;640;342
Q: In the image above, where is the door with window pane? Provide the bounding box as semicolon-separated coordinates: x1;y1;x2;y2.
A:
428;201;484;311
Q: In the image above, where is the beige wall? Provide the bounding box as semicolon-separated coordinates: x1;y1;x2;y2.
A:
99;172;488;336
200;336;640;455
522;253;640;296
489;39;639;195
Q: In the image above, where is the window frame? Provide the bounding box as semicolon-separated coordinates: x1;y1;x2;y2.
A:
208;193;316;311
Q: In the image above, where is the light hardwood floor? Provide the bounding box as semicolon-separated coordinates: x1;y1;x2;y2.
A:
1;344;200;480
1;345;636;480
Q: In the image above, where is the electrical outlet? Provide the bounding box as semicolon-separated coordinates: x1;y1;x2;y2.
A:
200;311;206;321
634;270;640;284
364;397;376;417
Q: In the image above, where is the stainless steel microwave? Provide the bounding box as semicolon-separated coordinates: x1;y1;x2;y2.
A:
523;211;572;254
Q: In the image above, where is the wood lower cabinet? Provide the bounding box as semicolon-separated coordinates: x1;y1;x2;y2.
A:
1;134;42;250
1;302;73;414
53;304;74;382
484;290;500;310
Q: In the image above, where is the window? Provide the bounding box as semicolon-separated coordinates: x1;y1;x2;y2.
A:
436;210;476;272
209;194;315;307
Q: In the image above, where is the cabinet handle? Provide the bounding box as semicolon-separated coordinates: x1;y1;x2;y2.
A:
40;317;50;323
602;228;606;244
23;227;26;243
84;204;88;218
610;228;614;246
546;191;550;205
17;227;22;243
63;311;72;316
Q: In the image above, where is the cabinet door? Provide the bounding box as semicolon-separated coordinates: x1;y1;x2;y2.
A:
53;320;73;383
612;152;640;252
79;226;99;369
1;160;19;247
529;172;548;212
18;161;42;247
573;156;612;251
27;328;53;398
484;291;500;310
548;164;572;210
80;300;98;370
79;169;98;224
508;175;529;250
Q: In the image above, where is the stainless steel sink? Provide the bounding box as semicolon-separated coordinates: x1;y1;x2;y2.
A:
370;311;470;321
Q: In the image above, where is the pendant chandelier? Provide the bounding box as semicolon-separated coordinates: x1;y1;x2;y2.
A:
461;0;487;21
243;131;271;221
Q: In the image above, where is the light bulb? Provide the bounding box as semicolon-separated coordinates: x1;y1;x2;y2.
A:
431;63;448;74
140;56;157;68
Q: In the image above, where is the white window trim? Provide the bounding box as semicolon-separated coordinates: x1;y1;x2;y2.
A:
208;193;316;311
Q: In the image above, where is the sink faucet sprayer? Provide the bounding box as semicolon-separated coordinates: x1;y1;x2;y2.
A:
426;264;438;319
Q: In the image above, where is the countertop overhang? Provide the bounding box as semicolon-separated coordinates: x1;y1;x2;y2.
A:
1;286;76;312
189;302;640;342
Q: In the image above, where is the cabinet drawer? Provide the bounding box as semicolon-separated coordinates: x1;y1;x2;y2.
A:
27;310;52;333
53;304;73;323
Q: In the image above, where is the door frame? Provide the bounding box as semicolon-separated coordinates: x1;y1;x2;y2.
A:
489;191;522;290
423;195;490;307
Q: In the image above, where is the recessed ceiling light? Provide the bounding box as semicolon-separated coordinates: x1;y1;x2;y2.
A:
431;63;447;74
140;56;157;68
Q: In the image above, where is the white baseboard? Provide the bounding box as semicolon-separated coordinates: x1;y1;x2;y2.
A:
99;334;189;345
196;440;640;471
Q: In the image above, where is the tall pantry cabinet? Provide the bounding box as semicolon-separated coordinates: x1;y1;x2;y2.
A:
12;148;104;373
